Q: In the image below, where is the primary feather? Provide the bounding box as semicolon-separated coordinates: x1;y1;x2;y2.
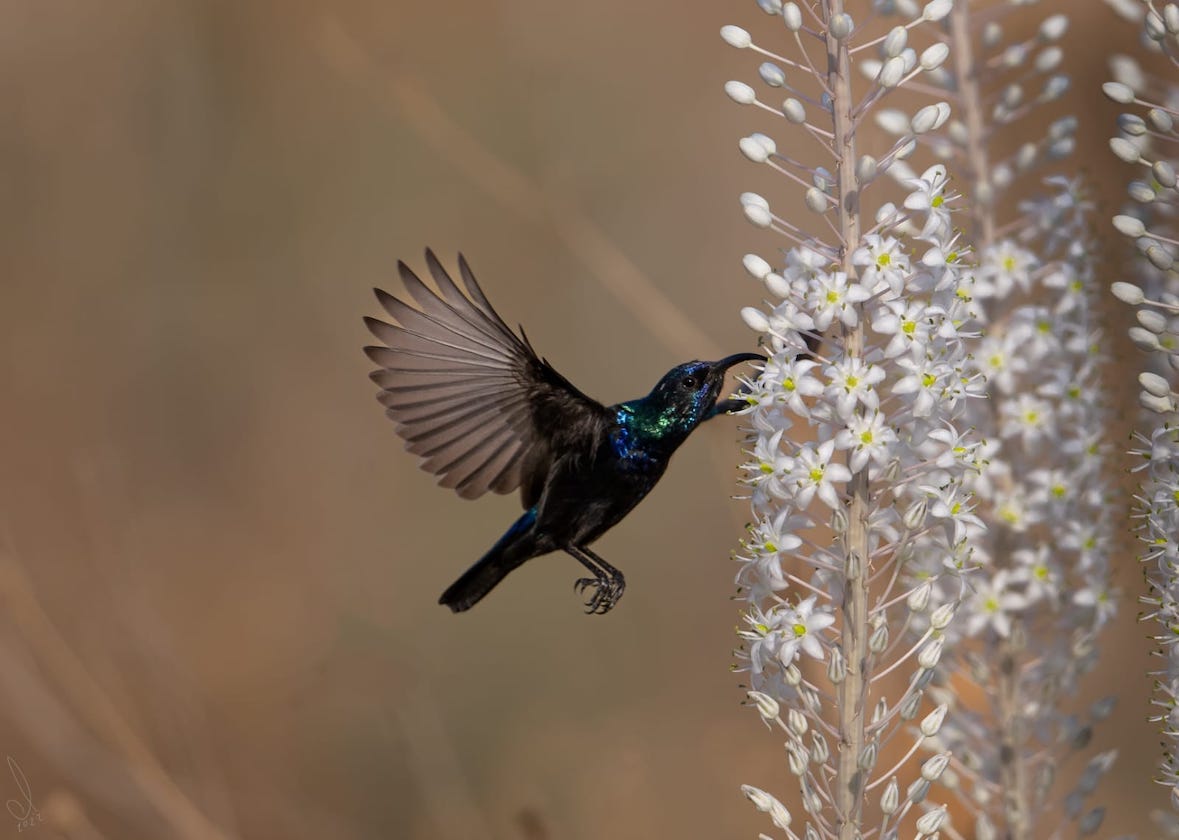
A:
364;249;606;501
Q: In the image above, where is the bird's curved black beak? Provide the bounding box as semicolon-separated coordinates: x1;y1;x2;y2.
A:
708;353;766;417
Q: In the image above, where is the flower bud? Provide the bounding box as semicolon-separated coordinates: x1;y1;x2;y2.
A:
787;707;808;736
929;602;955;630
1113;214;1147;237
743;254;772;280
782;3;802;31
1140;372;1172;397
1040;14;1068;41
920;43;949;71
1154;160;1176;188
907;580;932;613
921;752;950;781
916;805;946;836
810;731;829;764
858;741;878;772
1147;245;1174;270
881;777;899;814
1110;137;1141;164
883;26;907;58
869;621;889;653
917;636;944;669
920;703;948;737
827;644;847;683
900;689;923;720
1110;281;1144;305
1129;326;1161;351
805;187;828;214
747;690;780;722
878;56;906;88
829;13;853;39
740;137;770;164
922;0;951;22
782;98;806;124
856;155;878;183
759;62;786;87
721;25;752;49
1138;309;1167;333
725;81;756;105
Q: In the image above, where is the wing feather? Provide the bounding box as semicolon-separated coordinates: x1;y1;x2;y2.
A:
365;249;607;500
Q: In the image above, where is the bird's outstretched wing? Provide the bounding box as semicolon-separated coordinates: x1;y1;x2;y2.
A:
364;250;607;501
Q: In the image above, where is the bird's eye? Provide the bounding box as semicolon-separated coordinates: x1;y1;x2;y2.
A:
681;376;698;390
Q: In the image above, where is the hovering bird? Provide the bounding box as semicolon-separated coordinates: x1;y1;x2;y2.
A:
364;250;764;614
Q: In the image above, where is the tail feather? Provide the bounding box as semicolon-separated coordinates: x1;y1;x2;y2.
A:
439;508;537;612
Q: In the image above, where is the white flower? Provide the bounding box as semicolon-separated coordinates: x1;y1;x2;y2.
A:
893;356;952;417
853;234;910;296
872;299;938;359
975;333;1028;395
975;240;1035;298
999;393;1054;446
964;569;1029;637
835;411;898;472
777;595;836;662
1011;545;1060;607
787;440;852;509
923;484;985;546
761;355;824;418
903;163;954;239
809;270;872;330
823;356;885;421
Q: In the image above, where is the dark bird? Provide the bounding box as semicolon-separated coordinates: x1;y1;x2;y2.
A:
363;250;764;614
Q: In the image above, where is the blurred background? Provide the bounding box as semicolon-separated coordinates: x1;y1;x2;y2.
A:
0;1;1161;837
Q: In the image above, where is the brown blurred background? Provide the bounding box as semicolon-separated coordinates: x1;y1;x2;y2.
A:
0;1;1161;838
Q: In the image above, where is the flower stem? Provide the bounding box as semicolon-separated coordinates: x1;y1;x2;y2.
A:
948;2;996;248
823;3;870;836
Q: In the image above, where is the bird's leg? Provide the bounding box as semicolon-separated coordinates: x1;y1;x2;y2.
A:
566;546;626;615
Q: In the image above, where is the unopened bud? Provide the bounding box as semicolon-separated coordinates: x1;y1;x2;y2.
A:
881;777;899;814
930;602;955;630
907;580;932;613
920;703;948;737
917;636;944;669
747;690;780;722
921;752;950;781
916;805;946;836
782;3;802;31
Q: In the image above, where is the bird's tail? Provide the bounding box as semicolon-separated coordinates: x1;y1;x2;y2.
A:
439;508;538;612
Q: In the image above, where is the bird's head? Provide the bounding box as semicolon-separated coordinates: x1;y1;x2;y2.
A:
646;353;766;429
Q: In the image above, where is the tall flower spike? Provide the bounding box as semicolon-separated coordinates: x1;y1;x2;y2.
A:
1106;0;1179;820
870;4;1119;838
723;3;983;838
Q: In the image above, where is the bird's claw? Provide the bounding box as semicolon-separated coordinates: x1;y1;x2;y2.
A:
574;574;626;615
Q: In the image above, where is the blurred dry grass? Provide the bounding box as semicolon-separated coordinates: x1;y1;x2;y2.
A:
0;1;1163;837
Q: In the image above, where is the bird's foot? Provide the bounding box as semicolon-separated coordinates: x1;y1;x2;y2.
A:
573;572;626;615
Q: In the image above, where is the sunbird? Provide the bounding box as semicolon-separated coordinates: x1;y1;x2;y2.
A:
364;250;764;614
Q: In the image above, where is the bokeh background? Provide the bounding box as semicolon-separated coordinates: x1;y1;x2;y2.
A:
0;1;1162;838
